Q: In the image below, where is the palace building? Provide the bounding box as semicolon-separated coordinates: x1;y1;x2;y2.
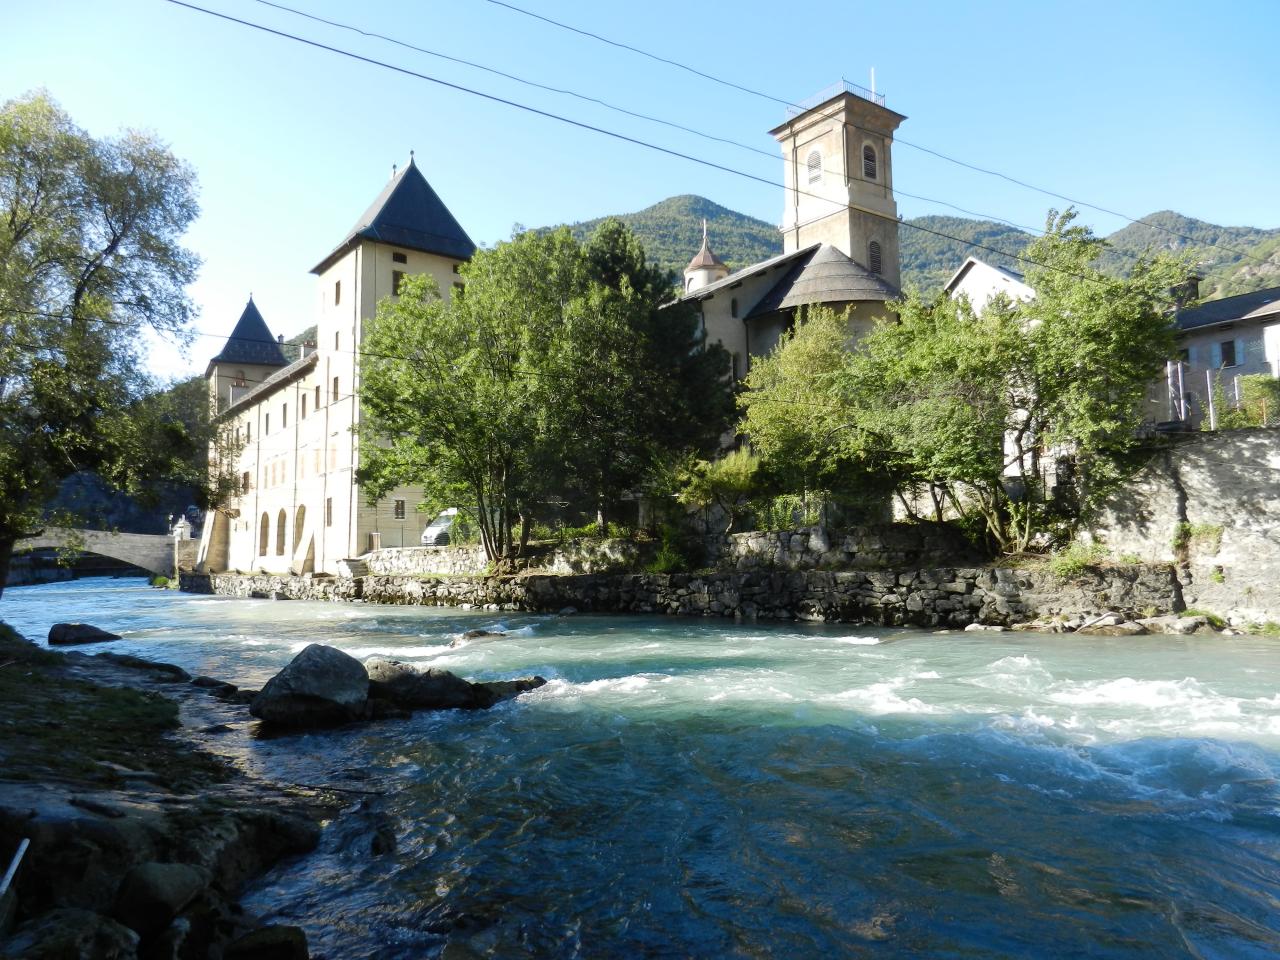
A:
197;82;908;575
197;156;474;575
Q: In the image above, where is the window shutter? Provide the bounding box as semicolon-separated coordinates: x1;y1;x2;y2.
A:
1209;342;1222;368
1236;337;1246;368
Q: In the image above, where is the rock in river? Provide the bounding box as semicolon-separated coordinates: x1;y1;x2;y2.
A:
250;644;369;728
48;622;122;645
365;658;480;710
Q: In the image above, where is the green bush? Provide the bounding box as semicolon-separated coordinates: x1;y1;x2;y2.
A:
149;574;171;588
1047;541;1108;578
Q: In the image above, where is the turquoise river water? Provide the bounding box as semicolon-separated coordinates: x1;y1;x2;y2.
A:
4;578;1280;958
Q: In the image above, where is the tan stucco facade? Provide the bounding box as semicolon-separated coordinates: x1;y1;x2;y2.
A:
199;239;465;576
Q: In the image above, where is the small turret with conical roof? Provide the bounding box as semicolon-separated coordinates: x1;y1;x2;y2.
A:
205;295;289;414
683;219;730;293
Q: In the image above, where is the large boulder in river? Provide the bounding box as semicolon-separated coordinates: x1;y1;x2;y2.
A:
113;861;210;936
48;622;121;645
250;644;369;728
473;676;548;707
365;659;482;710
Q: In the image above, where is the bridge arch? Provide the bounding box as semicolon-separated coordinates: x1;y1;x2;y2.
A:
14;528;180;577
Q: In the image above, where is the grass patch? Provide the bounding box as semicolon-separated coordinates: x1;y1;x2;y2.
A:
0;620;228;790
1181;608;1227;630
1047;541;1108;578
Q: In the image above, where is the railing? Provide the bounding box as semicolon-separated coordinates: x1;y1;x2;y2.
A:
784;80;886;118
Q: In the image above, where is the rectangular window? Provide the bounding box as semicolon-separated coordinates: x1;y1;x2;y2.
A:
334;331;339;350
394;499;406;520
332;376;339;402
392;270;406;294
241;472;250;495
264;413;270;434
313;448;321;474
452;282;464;295
315;385;321;409
392;251;407;264
282;403;288;428
452;262;461;274
1220;340;1238;367
334;280;341;305
325;497;333;527
301;395;307;419
245;423;251;442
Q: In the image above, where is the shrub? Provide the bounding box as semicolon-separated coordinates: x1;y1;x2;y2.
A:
149;574;171;588
1047;541;1108;578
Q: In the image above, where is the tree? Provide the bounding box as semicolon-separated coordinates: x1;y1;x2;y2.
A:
357;222;734;563
738;210;1190;553
0;91;200;594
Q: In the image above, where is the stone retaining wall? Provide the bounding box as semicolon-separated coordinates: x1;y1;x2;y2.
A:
182;563;1181;628
1088;427;1280;622
713;523;977;572
364;546;487;577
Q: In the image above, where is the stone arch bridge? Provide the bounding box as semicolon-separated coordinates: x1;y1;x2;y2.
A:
15;528;196;577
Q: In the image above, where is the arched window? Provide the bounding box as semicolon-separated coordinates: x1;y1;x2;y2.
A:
863;144;877;180
806;150;822;184
275;509;286;556
294;506;306;553
258;513;269;556
869;240;883;275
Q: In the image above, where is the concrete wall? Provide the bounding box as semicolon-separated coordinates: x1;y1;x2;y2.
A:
1088;428;1280;622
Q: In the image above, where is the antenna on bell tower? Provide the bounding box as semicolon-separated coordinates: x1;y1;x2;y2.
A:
870;67;876;97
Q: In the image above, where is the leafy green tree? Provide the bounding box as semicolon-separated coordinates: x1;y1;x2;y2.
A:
0;91;200;594
358;222;734;563
738;210;1190;553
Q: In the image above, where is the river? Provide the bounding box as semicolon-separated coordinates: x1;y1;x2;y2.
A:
4;578;1280;958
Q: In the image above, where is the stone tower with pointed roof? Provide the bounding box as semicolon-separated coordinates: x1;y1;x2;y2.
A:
206;297;289;415
198;157;476;576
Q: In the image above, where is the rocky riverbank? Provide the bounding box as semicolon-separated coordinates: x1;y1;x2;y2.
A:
0;622;330;959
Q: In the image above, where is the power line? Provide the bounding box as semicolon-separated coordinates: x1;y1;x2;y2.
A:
481;0;1271;267
159;0;1104;286
252;0;1071;249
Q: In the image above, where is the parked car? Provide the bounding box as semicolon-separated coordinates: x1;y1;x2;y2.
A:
420;508;457;546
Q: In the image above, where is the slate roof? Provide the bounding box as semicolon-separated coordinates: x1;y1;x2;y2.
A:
745;244;899;318
1176;286;1280;331
225;352;319;414
208;298;289;370
681;245;818;302
311;156;476;273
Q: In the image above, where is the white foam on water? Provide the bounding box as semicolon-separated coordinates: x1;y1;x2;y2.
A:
832;636;882;646
824;677;943;715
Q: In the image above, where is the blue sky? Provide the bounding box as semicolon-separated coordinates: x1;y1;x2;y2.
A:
4;0;1278;378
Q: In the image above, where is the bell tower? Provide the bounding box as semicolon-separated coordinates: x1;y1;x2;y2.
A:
770;81;906;290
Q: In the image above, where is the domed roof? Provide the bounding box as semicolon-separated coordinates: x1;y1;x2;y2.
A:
746;244;898;317
685;220;727;273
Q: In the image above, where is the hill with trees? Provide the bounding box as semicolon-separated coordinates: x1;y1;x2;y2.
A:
534;196;1280;300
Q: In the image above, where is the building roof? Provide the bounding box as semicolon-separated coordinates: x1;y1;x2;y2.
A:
225;351;319;415
745;244;899;318
685;221;727;272
681;245;818;302
207;298;289;373
1176;285;1280;331
943;255;1026;295
311;156;476;274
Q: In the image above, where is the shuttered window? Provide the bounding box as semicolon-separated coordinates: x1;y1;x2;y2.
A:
869;240;883;275
806;150;822;184
863;144;877;179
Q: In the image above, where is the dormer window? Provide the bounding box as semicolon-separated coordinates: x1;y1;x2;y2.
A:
863;145;878;180
806;150;822;184
869;240;883;275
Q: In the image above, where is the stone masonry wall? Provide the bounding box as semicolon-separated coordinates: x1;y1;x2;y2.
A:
182;563;1180;628
1088;428;1280;622
712;523;978;572
364;545;487;577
